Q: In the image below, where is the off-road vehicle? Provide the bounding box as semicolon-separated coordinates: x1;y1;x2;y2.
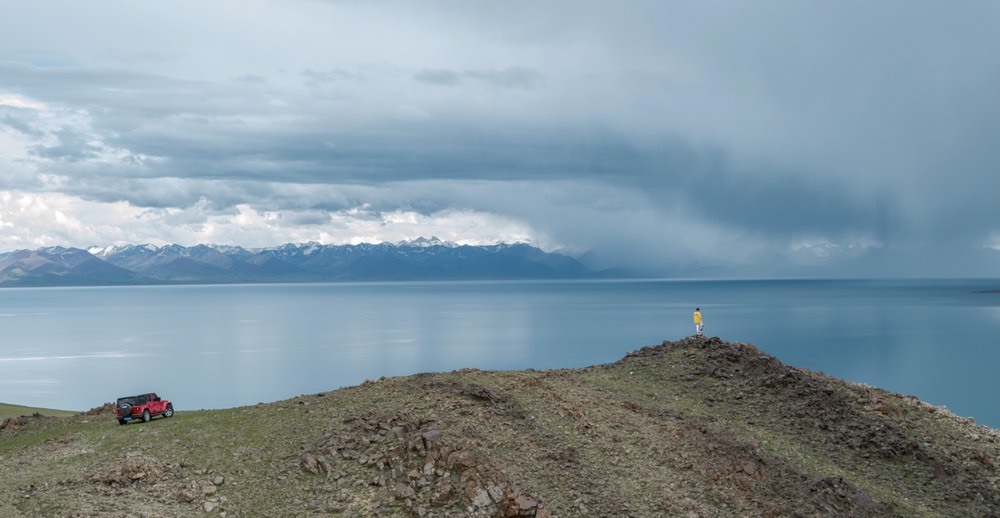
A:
116;393;174;425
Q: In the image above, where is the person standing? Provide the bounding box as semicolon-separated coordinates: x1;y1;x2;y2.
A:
693;308;704;336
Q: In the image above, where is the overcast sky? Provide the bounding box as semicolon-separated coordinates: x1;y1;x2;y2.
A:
1;1;998;276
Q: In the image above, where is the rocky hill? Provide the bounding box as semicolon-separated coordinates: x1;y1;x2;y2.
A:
1;337;998;517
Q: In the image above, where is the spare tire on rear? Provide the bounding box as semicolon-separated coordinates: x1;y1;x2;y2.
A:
119;403;132;419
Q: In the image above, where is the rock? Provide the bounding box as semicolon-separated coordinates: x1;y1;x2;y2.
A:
515;494;538;511
437;477;455;498
341;449;359;460
486;483;505;503
213;476;225;486
394;484;416;500
300;453;322;475
421;429;443;449
1;417;23;430
470;487;492;509
203;500;216;512
447;449;476;471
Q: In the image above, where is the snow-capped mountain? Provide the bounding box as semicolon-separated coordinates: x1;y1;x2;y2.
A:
0;247;150;286
396;236;459;248
0;240;591;287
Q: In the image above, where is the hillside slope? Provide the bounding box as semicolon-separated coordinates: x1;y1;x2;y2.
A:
0;404;76;420
1;337;998;517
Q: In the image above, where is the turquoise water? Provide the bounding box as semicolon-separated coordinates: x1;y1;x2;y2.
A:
1;279;998;427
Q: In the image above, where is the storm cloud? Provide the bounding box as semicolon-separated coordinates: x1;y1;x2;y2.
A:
1;0;998;276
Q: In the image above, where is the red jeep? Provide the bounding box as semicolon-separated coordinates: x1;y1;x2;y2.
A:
116;393;174;425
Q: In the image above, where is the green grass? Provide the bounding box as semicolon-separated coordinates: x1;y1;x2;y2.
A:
0;403;78;420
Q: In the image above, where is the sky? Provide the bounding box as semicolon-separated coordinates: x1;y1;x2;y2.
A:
1;1;998;277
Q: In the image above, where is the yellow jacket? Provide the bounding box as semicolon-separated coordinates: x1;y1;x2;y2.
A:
693;311;702;324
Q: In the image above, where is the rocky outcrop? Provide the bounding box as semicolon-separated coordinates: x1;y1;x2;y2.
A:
82;402;116;416
1;413;47;432
81;454;229;515
88;454;183;487
624;337;999;516
300;410;550;517
0;416;24;431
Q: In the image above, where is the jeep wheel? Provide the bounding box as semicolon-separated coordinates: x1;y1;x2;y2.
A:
142;409;151;423
119;403;132;419
118;419;127;425
164;403;174;418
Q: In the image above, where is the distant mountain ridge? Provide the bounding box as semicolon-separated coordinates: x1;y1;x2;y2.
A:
0;239;592;287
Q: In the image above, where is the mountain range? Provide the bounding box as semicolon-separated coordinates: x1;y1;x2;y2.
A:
0;238;593;287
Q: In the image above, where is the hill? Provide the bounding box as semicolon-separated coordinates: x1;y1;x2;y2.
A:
1;337;997;516
0;403;76;420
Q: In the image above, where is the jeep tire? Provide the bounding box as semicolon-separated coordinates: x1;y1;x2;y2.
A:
142;409;151;423
164;403;174;418
119;403;132;421
118;419;127;425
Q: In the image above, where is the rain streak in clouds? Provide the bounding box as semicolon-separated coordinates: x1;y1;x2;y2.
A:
1;1;998;276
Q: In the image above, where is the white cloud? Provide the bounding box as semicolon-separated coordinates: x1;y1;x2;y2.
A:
176;205;539;249
0;93;47;111
0;189;540;251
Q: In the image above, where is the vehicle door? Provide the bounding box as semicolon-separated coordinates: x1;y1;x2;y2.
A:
149;393;164;413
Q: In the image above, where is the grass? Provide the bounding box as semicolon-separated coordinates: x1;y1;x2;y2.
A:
0;403;78;420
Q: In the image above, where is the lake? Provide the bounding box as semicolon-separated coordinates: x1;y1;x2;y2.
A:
1;279;998;428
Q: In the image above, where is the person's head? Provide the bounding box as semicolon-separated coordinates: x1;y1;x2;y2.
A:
696;308;700;311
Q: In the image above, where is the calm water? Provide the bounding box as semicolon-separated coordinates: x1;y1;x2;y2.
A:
1;279;998;427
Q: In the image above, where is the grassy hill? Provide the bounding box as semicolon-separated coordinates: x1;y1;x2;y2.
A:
0;403;77;420
1;336;998;517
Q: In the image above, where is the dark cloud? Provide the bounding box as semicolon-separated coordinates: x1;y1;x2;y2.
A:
281;210;334;226
1;1;998;275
